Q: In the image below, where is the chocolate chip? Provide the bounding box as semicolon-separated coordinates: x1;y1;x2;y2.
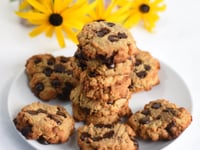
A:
144;64;151;71
81;107;90;115
35;82;44;92
43;67;53;76
96;28;110;37
75;49;88;61
128;81;134;89
103;130;114;138
34;57;41;64
117;32;127;39
96;54;107;61
78;61;87;70
89;71;98;77
59;56;69;63
92;136;102;141
57;85;73;100
54;64;65;73
26;109;47;115
21;125;32;137
136;71;147;78
163;108;177;116
139;117;150;124
51;79;61;88
165;121;176;135
47;58;55;65
80;132;91;143
135;59;142;66
141;109;151;115
95;124;113;128
56;111;67;118
106;22;115;27
107;63;115;69
97;54;116;68
151;102;161;109
66;70;73;75
104;52;117;68
108;35;119;42
37;136;49;145
59;82;74;100
75;51;88;70
48;114;62;125
107;101;114;105
156;115;161;120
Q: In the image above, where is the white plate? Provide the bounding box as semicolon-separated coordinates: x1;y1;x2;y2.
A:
7;50;193;150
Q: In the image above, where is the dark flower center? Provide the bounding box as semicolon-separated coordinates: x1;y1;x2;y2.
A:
49;13;63;26
139;4;150;13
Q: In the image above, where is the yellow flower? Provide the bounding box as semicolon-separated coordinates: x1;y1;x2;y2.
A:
122;0;166;31
18;0;42;11
16;0;95;48
86;0;132;24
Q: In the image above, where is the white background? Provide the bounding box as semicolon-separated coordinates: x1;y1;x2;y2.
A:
0;0;200;149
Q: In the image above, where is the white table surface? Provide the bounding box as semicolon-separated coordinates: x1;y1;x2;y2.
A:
0;0;200;149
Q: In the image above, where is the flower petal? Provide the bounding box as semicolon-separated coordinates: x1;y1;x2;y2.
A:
26;0;50;13
55;27;65;48
18;0;29;11
62;24;78;43
124;13;141;28
29;24;48;37
45;26;54;37
15;11;46;21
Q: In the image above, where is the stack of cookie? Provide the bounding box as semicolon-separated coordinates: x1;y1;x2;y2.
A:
70;21;138;124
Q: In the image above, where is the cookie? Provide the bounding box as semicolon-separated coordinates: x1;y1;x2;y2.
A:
29;71;76;101
75;48;135;77
129;50;160;93
72;103;131;125
26;54;82;101
127;99;192;141
55;56;82;81
77;123;138;150
13;102;75;144
77;21;138;64
79;70;131;102
25;54;56;79
70;84;132;124
49;73;76;100
29;73;57;101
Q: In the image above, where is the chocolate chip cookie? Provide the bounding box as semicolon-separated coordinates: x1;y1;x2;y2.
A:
70;84;131;124
25;54;56;79
129;50;160;93
13;102;75;144
74;47;135;76
77;21;138;64
77;123;138;150
127;99;192;141
79;70;131;102
26;54;82;101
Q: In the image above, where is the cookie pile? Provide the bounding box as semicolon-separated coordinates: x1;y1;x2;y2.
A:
70;21;138;124
13;21;192;149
